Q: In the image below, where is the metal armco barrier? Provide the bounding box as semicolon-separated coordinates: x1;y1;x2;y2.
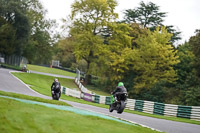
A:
164;104;178;117
61;86;81;98
177;105;192;119
83;93;93;102
134;100;144;112
105;96;111;105
94;95;100;103
154;102;165;115
99;96;106;104
126;99;136;110
143;101;154;114
191;106;200;120
61;86;66;94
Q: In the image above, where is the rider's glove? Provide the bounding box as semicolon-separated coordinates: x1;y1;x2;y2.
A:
52;91;54;94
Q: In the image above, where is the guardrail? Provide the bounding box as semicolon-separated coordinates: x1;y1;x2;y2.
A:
62;77;200;121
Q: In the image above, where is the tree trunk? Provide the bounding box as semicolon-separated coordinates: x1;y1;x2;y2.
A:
85;74;92;85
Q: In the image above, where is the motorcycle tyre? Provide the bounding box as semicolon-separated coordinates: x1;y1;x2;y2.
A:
117;101;125;114
109;104;114;112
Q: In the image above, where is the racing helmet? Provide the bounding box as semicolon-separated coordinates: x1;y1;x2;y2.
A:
118;82;124;87
54;78;58;82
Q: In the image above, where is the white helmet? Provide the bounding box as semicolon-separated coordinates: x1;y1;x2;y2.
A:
54;78;58;82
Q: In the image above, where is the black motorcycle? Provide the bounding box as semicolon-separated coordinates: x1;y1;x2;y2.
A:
109;92;128;114
51;89;60;100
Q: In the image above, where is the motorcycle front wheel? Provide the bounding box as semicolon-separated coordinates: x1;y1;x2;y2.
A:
109;104;114;112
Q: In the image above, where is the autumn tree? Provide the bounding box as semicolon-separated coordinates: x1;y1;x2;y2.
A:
131;27;180;93
69;0;118;84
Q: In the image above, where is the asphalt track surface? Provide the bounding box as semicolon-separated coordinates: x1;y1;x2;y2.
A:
0;68;200;133
29;70;75;79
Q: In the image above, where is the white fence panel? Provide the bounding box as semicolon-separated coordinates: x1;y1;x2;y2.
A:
143;101;154;114
99;96;106;104
126;99;136;110
164;104;178;116
68;89;81;98
191;106;200;120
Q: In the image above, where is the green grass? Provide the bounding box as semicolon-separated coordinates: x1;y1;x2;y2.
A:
0;97;161;133
0;90;70;106
27;64;76;77
12;72;200;125
12;72;78;94
12;72;108;109
0;63;22;71
85;85;110;96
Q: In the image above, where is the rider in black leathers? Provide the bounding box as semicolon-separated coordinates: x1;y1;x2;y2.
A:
51;78;61;97
112;82;127;102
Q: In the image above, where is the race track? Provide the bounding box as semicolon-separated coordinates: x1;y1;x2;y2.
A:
0;68;200;133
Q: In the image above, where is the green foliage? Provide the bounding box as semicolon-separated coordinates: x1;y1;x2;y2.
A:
171;32;200;106
129;81;167;103
123;1;181;44
0;21;16;55
0;0;31;55
132;27;179;91
23;0;58;64
0;0;58;64
183;86;200;106
175;42;195;86
54;37;75;68
103;23;132;83
124;1;166;28
189;30;200;77
70;0;118;84
61;0;198;106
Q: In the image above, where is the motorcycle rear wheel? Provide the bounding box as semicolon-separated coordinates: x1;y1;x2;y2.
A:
117;101;125;114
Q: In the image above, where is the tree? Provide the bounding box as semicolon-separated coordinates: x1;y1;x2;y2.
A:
23;0;58;64
123;1;181;44
132;27;179;92
69;0;118;84
189;30;200;77
0;17;16;55
124;1;166;29
175;42;195;87
54;37;76;68
176;29;200;106
0;0;31;55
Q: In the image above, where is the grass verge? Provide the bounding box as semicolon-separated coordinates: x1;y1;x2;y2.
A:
85;84;110;96
0;63;22;71
12;72;200;125
27;64;76;77
0;90;70;106
12;72;108;109
0;97;161;133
